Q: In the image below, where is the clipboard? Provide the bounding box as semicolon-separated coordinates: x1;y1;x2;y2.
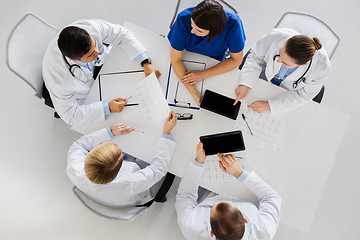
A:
98;70;144;105
165;60;206;110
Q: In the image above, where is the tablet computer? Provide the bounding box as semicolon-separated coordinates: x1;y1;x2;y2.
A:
200;90;240;120
200;130;245;155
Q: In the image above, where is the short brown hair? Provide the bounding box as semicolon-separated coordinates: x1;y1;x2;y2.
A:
285;35;322;65
191;0;227;43
84;142;123;184
210;202;245;240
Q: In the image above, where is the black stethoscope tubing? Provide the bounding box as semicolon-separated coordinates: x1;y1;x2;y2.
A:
62;54;82;77
273;54;312;89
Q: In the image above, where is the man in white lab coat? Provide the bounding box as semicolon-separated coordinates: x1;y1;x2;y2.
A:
235;28;331;114
43;19;160;125
67;112;177;208
176;142;281;240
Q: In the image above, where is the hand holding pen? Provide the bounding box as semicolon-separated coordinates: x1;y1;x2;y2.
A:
124;96;139;107
109;97;128;113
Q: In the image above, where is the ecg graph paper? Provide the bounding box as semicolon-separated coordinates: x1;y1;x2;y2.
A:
202;151;248;182
134;72;170;122
233;108;284;150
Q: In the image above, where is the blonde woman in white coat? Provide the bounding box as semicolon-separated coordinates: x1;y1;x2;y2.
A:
235;28;331;114
43;19;160;125
67;112;177;208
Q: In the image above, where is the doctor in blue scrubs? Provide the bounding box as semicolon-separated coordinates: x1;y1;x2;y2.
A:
167;0;246;105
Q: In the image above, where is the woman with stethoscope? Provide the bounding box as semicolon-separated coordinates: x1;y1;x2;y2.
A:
234;28;331;114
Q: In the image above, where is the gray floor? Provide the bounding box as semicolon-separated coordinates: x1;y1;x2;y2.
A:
1;0;359;239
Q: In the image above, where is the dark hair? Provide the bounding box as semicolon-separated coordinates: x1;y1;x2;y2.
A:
285;35;322;65
191;0;227;43
58;26;92;60
210;202;245;240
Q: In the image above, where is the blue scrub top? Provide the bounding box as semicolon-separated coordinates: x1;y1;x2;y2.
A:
167;7;246;61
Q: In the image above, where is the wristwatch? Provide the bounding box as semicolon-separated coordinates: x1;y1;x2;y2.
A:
140;58;151;67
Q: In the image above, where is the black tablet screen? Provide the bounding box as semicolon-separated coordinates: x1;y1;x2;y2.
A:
200;90;240;120
200;131;245;155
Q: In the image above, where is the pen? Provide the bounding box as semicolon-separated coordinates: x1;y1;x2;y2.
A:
125;103;139;107
120;96;133;104
133;129;145;134
242;114;254;136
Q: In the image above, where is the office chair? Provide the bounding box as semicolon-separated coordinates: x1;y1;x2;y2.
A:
169;0;237;29
6;12;60;117
239;11;340;103
274;12;340;60
73;186;148;221
72;155;175;220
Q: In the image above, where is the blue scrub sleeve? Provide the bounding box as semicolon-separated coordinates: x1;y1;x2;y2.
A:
228;16;246;53
167;15;187;51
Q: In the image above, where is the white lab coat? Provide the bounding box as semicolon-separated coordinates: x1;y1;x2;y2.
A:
175;162;281;240
239;28;331;114
42;19;145;125
67;128;176;207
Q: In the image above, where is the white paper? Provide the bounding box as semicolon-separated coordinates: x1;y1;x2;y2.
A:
202;151;249;182
166;60;205;108
99;71;144;104
233;108;284;150
134;72;170;122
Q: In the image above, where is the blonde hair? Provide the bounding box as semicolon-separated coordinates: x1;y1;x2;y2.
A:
85;142;123;184
285;35;322;65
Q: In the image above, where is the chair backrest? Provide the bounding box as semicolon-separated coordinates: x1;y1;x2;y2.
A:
274;11;340;60
169;0;238;29
6;13;59;98
72;186;147;221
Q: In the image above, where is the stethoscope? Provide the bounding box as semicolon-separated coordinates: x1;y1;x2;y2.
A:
62;55;81;76
62;54;100;82
273;54;312;89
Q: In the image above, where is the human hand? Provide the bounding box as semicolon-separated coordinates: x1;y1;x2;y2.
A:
143;63;161;79
109;97;127;113
248;101;270;113
234;85;249;105
217;153;243;178
195;142;206;163
163;111;177;134
110;123;135;136
181;71;204;85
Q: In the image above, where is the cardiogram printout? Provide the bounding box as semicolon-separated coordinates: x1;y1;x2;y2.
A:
202;151;249;182
233;108;284;150
134;72;170;122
